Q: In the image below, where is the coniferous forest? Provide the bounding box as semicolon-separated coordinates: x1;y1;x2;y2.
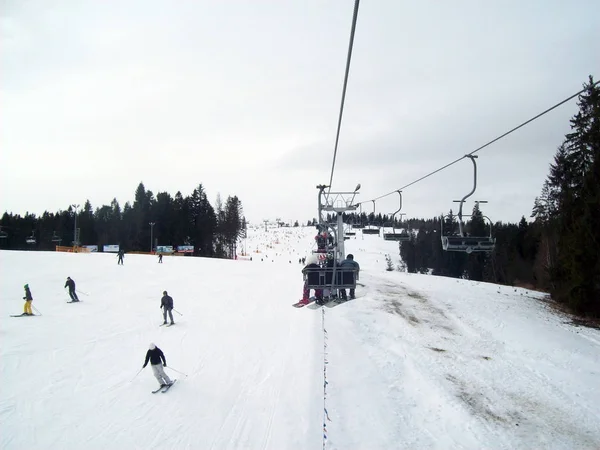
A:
0;183;246;259
2;78;598;316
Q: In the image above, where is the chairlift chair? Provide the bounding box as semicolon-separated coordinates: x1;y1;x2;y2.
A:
345;224;356;237
26;232;36;245
0;226;7;239
51;232;62;244
383;191;410;241
363;200;381;235
440;155;495;253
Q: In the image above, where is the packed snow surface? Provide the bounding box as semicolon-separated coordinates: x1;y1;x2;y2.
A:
1;226;600;449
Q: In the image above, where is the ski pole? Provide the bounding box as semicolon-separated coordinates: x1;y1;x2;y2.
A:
173;308;183;316
78;290;90;296
165;366;188;377
32;305;42;316
130;367;144;382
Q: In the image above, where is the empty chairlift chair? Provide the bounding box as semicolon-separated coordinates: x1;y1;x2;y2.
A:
440;155;495;254
363;200;381;235
383;190;410;242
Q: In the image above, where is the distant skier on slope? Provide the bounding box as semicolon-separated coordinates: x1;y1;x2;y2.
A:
22;284;34;315
160;291;174;325
64;276;79;302
143;343;173;388
158;253;163;263
117;249;124;265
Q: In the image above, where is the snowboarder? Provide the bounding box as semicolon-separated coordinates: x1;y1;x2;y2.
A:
160;291;174;325
23;284;33;315
142;343;173;388
158;253;163;263
339;254;360;300
64;276;79;302
117;249;124;265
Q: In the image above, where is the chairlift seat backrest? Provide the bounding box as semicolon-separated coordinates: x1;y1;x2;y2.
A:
441;236;495;253
362;228;379;235
383;233;410;241
303;267;358;290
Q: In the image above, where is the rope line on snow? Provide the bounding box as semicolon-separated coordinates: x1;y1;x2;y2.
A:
322;307;331;449
357;80;600;205
322;2;360;447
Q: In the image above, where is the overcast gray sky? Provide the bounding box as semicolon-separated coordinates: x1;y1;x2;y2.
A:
1;0;599;225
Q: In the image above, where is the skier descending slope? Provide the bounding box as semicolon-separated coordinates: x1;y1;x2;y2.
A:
64;277;79;302
23;284;34;315
160;291;175;326
142;343;173;391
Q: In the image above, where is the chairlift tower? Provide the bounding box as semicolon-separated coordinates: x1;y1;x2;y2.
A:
316;184;360;261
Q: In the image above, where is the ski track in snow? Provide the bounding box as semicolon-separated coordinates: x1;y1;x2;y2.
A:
1;227;600;449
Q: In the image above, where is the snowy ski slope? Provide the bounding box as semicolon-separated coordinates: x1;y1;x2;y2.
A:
1;226;599;449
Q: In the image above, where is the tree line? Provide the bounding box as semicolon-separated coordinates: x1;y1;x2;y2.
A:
0;182;246;259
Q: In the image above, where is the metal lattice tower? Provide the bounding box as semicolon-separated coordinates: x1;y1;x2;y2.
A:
316;184;360;261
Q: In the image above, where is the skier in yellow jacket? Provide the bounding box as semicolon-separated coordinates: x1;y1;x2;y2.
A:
23;284;33;315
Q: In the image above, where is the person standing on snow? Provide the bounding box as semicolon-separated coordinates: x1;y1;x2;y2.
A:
143;343;173;387
64;276;79;302
117;249;124;265
158;253;163;263
160;291;174;325
22;284;34;315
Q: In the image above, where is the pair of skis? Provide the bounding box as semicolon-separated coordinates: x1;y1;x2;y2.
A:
159;322;175;327
152;379;177;394
292;296;353;308
10;313;38;317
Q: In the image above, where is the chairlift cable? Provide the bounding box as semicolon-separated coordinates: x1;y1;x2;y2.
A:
326;0;361;199
359;80;600;205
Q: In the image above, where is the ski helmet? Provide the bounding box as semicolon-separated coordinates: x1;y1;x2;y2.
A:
149;343;156;350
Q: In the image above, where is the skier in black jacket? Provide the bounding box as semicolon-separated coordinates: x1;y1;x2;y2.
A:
160;291;174;325
143;343;172;387
64;277;79;302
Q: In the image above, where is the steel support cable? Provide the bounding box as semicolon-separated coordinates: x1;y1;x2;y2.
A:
358;80;600;205
326;0;361;198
